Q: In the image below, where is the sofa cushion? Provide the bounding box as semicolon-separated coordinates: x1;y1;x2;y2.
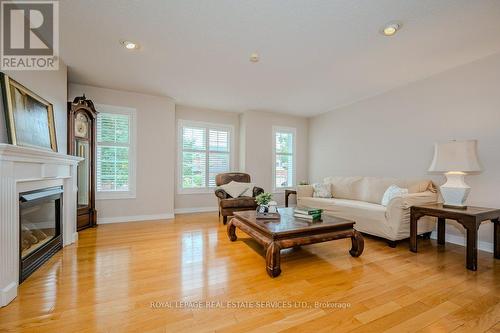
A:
298;197;386;222
297;185;314;198
323;176;364;201
323;176;434;204
298;197;391;239
219;196;256;208
298;196;437;240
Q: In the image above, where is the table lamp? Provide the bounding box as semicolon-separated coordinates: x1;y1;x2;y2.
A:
428;140;481;209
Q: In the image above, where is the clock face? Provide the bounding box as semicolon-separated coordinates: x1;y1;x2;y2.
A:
75;113;89;138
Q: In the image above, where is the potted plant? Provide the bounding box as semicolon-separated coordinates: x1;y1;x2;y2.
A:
256;192;272;213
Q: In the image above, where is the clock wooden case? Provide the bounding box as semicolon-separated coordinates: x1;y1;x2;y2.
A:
68;96;98;231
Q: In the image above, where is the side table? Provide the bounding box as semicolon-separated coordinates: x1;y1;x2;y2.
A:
410;203;500;271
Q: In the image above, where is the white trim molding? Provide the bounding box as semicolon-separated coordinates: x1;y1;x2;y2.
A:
0;144;81;307
97;213;174;224
430;231;493;253
174;207;218;214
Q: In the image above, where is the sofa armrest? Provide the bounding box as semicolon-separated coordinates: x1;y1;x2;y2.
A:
386;191;438;236
297;185;314;198
388;191;439;211
215;188;229;200
253;186;264;197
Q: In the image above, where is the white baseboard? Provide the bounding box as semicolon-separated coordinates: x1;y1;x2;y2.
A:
174;207;218;214
0;281;17;307
430;231;493;253
97;213;174;224
64;232;79;246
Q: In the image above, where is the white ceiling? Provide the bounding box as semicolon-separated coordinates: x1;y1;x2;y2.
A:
60;0;500;117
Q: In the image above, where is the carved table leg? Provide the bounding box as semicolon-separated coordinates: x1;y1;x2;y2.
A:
437;217;446;245
227;218;237;242
465;222;478;271
349;230;364;257
266;242;281;277
493;218;500;259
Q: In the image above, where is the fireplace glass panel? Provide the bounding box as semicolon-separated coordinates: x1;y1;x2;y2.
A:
19;187;63;283
20;190;61;260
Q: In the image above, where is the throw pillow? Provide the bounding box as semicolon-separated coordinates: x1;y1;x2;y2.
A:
381;185;408;206
219;181;251;198
313;183;332;198
235;182;254;197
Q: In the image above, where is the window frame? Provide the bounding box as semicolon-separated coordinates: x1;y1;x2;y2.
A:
177;119;234;194
95;104;137;200
272;126;297;193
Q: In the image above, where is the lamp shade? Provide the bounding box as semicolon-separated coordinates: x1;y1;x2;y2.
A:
428;140;481;173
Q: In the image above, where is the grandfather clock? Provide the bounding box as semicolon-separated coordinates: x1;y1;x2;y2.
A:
68;95;98;231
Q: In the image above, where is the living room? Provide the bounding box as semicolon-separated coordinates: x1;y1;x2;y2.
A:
0;1;499;332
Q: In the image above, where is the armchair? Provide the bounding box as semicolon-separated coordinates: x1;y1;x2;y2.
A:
215;172;264;224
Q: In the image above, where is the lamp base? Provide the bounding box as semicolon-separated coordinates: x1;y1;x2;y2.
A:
440;172;470;208
443;203;468;210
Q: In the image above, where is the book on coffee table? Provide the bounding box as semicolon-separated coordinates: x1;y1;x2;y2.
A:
294;208;322;222
294;208;323;215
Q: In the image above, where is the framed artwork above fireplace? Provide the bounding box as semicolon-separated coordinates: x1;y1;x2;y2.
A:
0;73;58;152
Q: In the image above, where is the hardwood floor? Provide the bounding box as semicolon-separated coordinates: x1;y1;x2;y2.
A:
1;212;499;332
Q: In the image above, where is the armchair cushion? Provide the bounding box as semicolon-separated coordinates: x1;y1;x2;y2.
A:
219;197;257;208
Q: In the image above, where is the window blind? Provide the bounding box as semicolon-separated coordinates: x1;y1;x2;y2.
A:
274;130;295;188
180;123;231;190
97;113;131;192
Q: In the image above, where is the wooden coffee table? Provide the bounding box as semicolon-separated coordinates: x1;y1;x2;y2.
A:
227;207;364;277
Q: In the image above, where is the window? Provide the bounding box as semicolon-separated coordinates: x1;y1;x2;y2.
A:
273;126;296;191
96;105;136;199
178;120;232;193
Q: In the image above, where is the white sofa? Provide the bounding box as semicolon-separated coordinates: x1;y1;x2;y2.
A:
297;176;438;244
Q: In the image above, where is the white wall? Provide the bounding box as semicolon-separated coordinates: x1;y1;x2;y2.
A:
68;83;176;222
241;110;309;206
174;107;309;210
0;63;68;153
309;52;500;248
174;105;240;212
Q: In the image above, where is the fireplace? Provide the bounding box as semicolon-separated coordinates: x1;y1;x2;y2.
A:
19;187;63;283
1;144;80;307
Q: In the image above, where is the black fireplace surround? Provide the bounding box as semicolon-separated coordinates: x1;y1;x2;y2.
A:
19;186;63;283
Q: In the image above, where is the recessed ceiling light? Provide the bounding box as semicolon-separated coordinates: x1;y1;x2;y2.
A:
249;52;259;63
380;22;402;36
120;40;139;50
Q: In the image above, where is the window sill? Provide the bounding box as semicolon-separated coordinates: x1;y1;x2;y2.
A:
97;191;136;200
177;188;216;195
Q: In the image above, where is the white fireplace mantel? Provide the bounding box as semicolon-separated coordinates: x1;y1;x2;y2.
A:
0;144;82;307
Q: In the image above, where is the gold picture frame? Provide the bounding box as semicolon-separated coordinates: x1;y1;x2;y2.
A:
0;73;58;152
